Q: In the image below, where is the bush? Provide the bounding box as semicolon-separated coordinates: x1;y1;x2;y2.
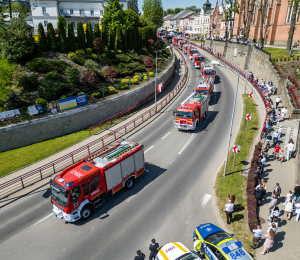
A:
81;71;99;89
149;72;154;76
68;52;75;58
60;95;67;99
66;66;80;85
91;54;98;60
84;60;98;72
141;47;147;52
26;58;68;73
117;49;122;53
18;75;38;92
35;98;47;104
103;67;118;83
118;82;128;90
116;54;131;63
93;37;105;54
130;79;138;84
121;79;130;83
107;86;116;94
101;53;107;58
110;50;115;53
143;56;154;68
75;49;85;56
71;55;86;65
86;48;92;54
78;91;85;95
92;92;101;98
103;45;109;53
38;72;69;100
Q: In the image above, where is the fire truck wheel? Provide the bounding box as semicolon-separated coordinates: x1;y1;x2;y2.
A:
81;205;94;220
125;177;135;190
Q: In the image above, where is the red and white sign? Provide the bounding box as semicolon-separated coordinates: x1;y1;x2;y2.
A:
233;145;238;154
246;114;252;120
249;93;253;98
157;83;163;93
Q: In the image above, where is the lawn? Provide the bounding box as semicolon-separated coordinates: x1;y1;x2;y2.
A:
215;94;258;258
0;114;129;177
0;59;17;112
263;47;300;60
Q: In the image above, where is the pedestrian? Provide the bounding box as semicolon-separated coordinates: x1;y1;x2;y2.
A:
251;225;263;249
193;235;202;255
261;229;275;255
284;190;293;203
286;139;295;161
264;142;270;157
272;85;277;95
269;195;278;215
149;239;159;260
266;223;277;234
260;155;267;173
269;217;278;232
181;58;183;64
273;183;281;199
256;184;267;206
279;149;284;163
256;179;266;190
272;131;280;146
285;196;294;220
278;125;283;138
293;182;300;203
135;250;146;260
175;69;177;77
254;166;261;186
281;107;287;121
266;133;272;143
269;205;280;221
295;202;300;222
277;109;281;123
223;196;234;224
275;96;281;109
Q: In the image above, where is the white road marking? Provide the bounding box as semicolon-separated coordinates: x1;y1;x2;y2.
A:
32;213;53;226
162;132;171;139
200;194;212;210
145;169;149;172
178;134;197;155
127;195;136;202
169;159;175;164
144;145;154;153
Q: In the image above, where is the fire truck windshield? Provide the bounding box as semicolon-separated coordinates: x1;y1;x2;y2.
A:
196;89;209;94
51;183;68;207
197;57;204;62
204;70;215;75
177;111;192;118
191;50;197;54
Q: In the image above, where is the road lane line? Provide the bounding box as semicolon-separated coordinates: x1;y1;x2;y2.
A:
127;195;136;202
200;194;212;210
169;159;175;164
32;213;53;226
178;134;196;155
144;145;154;153
162;132;171;139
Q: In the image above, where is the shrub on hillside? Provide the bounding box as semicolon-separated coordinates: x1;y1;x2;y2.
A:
84;60;98;72
66;66;80;85
107;86;116;94
18;74;38;92
81;71;99;89
75;49;85;56
26;58;68;73
92;54;98;60
71;55;86;65
143;57;154;68
116;54;131;63
68;52;75;58
35;98;47;104
86;48;92;54
103;67;118;83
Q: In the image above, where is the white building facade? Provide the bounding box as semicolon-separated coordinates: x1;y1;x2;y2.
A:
30;0;128;33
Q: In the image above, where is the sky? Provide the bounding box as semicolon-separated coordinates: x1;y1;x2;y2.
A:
138;0;213;14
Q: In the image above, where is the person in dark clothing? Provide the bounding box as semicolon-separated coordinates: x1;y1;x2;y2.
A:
135;250;145;260
256;185;266;206
254;167;261;186
149;238;159;260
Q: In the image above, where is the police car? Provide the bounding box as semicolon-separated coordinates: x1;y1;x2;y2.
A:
156;242;201;260
193;223;253;260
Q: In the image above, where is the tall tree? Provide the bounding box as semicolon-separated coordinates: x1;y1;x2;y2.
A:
109;28;115;50
94;23;101;38
132;28;137;50
259;0;267;45
58;15;68;52
102;24;108;45
143;0;164;27
38;22;48;51
102;0;125;32
125;8;140;29
86;22;94;49
128;0;139;14
68;23;77;52
286;0;300;51
139;15;148;27
136;27;141;49
47;23;59;51
122;28;128;50
77;22;86;50
127;28;133;50
222;0;239;39
116;26;123;50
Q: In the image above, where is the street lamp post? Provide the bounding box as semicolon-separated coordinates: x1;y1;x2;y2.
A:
211;60;240;177
155;46;171;113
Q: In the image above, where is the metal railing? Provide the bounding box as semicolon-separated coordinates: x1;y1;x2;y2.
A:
0;46;186;199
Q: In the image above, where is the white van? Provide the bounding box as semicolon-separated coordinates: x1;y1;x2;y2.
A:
155;242;200;260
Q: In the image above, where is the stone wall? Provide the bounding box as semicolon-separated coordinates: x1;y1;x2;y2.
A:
0;55;175;152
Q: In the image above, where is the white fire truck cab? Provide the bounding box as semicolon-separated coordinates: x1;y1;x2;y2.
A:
155;242;200;260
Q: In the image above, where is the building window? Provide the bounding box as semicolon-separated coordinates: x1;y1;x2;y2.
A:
70;9;73;15
90;10;94;15
42;7;46;13
286;5;293;23
100;10;103;16
60;9;64;15
44;21;48;27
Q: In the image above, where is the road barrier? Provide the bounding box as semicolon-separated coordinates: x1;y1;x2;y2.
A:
0;46;187;198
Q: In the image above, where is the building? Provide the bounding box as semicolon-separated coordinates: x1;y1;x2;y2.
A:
169;9;192;31
193;0;213;35
179;11;195;31
209;1;222;37
30;0;128;34
2;12;21;22
188;14;195;30
163;14;174;30
233;0;300;46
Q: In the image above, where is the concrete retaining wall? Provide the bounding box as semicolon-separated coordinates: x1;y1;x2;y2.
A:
0;55;175;152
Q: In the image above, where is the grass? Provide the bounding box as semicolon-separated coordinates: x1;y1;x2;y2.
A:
215;95;258;258
0;114;130;177
263;47;300;60
0;59;17;111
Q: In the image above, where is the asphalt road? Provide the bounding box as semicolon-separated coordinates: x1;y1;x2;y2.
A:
0;49;243;260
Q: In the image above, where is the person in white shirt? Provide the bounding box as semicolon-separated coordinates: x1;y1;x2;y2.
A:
269;218;278;232
281;107;288;120
266;223;277;234
223;198;234;224
275;96;281;109
286;140;295;161
252;225;263;249
278;125;283;138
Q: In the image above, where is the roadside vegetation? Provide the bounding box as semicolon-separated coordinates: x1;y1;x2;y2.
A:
264;47;300;61
215;95;258;257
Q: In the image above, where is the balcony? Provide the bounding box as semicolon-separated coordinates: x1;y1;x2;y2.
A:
64;13;100;18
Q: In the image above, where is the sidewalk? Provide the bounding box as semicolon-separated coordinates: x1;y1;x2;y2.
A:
256;96;300;259
0;49;186;207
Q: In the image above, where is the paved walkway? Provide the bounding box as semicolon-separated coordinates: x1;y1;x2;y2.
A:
256;96;300;259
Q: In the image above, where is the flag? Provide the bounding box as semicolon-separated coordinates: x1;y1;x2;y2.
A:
157;83;163;93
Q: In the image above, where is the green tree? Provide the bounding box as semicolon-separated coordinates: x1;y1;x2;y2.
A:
38;22;48;51
286;0;300;51
166;8;174;14
125;8;140;29
94;23;101;38
132;28;137;50
128;0;139;14
5;2;28;19
0;18;35;61
122;28;128;50
102;24;108;45
116;26;123;50
174;7;183;13
109;28;115;50
139;15;148;27
136;27;141;49
58;15;68;52
77;22;86;50
86;22;94;49
143;0;163;27
127;28;133;50
102;0;125;32
66;66;80;86
68;23;77;52
47;23;58;51
141;27;146;48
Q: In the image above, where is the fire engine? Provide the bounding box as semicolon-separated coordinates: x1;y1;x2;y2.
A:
196;77;214;100
172;37;180;45
173;92;209;131
202;63;215;81
50;139;145;222
188;47;198;59
183;44;189;54
179;39;187;49
194;54;205;68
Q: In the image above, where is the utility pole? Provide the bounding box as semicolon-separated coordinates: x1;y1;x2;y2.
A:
8;0;12;20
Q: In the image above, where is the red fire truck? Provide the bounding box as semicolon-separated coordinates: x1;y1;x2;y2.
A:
202;63;215;81
51;139;145;222
179;40;187;49
196;77;214;100
172;37;180;45
184;44;190;54
194;54;205;68
173;93;209;131
188;47;198;59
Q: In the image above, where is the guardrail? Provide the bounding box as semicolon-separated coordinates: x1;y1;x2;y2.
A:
0;46;187;199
